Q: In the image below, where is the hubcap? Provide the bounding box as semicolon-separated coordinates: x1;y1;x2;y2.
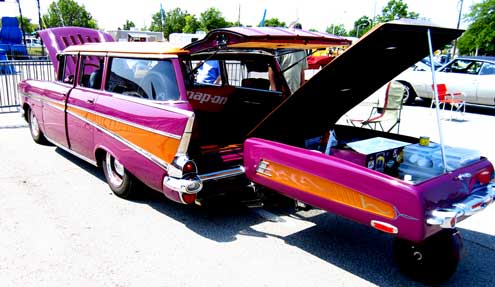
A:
105;153;124;187
30;111;40;138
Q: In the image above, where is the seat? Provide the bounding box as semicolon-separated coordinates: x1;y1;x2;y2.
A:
347;81;405;133
429;83;465;120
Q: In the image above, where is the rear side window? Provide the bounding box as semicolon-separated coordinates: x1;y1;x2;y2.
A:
479;62;495;75
57;54;78;84
105;57;179;101
78;55;105;89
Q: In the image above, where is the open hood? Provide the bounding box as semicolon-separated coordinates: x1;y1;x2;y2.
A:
38;27;114;71
184;26;351;53
248;20;463;145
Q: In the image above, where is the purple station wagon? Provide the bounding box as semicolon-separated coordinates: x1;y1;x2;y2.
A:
19;20;494;284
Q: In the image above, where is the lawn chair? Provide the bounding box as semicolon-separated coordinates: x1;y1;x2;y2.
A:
430;83;465;120
347;81;405;133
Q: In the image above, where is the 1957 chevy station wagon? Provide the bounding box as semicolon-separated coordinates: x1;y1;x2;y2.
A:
20;21;494;284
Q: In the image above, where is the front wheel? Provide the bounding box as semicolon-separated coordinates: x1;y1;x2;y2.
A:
393;229;463;285
102;152;139;199
28;108;48;144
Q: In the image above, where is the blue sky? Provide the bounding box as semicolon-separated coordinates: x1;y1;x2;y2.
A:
0;0;482;32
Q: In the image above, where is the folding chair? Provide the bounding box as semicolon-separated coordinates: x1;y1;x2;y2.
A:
430;83;465;120
347;81;405;133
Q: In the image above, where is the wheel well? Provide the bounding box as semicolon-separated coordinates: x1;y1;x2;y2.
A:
22;103;30;122
95;148;106;168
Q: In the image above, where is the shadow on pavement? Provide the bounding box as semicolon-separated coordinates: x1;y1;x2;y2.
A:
53;146;494;287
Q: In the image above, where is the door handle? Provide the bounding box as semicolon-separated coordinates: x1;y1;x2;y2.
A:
87;98;95;104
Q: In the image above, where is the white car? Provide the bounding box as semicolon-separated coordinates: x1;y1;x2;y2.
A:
395;56;495;106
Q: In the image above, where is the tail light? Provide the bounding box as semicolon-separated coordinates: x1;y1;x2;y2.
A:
181;193;196;204
470;167;494;189
182;160;197;174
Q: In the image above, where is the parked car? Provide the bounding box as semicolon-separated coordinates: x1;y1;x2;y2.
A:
20;22;494;285
396;56;495;105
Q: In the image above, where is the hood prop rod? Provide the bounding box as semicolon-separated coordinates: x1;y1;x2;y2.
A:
427;28;448;174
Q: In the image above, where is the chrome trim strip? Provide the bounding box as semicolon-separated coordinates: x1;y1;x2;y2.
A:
426;184;494;228
45;136;98;166
66;109;169;171
106;53;179;59
44;100;66;112
199;166;246;182
177;113;195;154
66;103;182;140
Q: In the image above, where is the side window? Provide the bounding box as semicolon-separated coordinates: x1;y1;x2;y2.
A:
105;58;179;101
466;61;483;75
225;59;277;91
479;62;495;75
79;55;105;89
57;54;78;84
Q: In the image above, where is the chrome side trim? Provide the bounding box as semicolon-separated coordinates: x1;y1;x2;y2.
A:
199;166;246;182
66;109;170;171
45;136;98;166
66;103;182;140
106;53;179;59
426;184;494;228
177;113;195;154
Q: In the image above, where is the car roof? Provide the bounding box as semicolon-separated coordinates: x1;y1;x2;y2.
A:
184;26;352;53
63;41;188;56
454;56;495;63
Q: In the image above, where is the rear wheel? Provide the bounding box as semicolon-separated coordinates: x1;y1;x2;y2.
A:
393;229;463;285
401;83;417;105
28;108;48;144
102;152;139;199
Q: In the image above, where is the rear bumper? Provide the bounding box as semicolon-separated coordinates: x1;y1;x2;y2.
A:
426;183;494;228
163;175;203;194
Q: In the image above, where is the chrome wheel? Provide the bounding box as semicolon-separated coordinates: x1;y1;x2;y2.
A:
29;110;40;138
105;153;125;187
102;151;140;199
28;108;48;144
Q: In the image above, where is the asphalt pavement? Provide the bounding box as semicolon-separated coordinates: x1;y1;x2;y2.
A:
0;106;494;287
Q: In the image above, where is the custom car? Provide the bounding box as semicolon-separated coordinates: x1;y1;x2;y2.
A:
19;21;494;285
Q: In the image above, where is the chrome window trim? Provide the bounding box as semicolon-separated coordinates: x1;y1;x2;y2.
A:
107;53;179;59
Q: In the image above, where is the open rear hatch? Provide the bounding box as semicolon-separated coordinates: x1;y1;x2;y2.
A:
242;20;494;239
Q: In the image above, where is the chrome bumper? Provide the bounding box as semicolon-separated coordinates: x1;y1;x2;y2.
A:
162;166;245;195
426;184;495;228
163;175;203;194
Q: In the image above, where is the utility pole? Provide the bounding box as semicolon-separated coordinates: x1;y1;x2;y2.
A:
452;0;464;57
16;0;26;45
36;0;45;56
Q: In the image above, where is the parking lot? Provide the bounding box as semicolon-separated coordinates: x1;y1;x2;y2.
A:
0;106;494;287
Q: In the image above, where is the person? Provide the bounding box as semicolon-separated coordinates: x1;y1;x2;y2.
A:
196;60;221;84
277;23;308;93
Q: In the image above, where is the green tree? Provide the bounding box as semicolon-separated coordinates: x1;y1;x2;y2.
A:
150;8;189;39
458;0;495;55
263;18;286;27
199;8;230;32
350;16;373;38
183;15;200;33
43;0;98;28
122;20;135;30
326;24;347;36
375;0;419;23
17;17;39;34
